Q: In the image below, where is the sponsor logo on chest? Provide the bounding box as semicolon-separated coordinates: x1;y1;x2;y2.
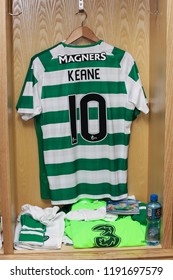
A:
59;52;106;64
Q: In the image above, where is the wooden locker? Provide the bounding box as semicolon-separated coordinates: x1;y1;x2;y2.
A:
0;0;173;259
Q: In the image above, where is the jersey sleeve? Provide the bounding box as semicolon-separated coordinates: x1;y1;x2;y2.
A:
16;56;44;121
127;61;149;114
123;53;149;115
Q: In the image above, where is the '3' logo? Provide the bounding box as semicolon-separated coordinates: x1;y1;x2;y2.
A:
92;224;121;247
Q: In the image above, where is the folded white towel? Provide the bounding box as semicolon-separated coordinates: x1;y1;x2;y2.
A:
66;206;106;221
21;204;60;225
42;212;65;249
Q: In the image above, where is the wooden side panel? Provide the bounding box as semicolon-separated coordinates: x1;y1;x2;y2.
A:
149;0;173;248
12;0;149;213
0;0;14;254
148;2;166;199
162;0;173;248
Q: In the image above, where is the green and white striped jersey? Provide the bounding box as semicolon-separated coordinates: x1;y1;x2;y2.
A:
17;40;149;205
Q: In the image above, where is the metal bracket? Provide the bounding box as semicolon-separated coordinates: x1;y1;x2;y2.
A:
79;0;84;11
76;0;87;26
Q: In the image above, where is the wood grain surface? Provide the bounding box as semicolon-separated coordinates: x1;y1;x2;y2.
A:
162;0;173;248
1;246;173;260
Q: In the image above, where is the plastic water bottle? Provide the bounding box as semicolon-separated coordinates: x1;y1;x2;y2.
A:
145;194;162;246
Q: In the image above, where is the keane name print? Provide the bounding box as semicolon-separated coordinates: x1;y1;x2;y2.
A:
68;68;100;81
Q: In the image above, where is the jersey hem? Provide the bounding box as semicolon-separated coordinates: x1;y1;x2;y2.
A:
50;193;128;206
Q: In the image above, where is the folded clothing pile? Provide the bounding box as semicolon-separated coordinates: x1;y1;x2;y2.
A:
64;199;146;249
14;199;147;250
14;204;65;250
65;216;146;249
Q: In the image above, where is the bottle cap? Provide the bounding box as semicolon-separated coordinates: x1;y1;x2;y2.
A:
150;194;158;202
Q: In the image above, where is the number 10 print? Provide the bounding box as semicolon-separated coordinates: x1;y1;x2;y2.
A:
69;93;107;144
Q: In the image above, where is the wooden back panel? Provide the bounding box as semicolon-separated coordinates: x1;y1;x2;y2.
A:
12;0;149;213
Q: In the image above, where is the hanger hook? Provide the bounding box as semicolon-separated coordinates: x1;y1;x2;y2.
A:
8;0;22;16
75;9;88;27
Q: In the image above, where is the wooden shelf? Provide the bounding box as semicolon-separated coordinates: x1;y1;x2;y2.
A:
1;246;173;260
0;249;3;255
